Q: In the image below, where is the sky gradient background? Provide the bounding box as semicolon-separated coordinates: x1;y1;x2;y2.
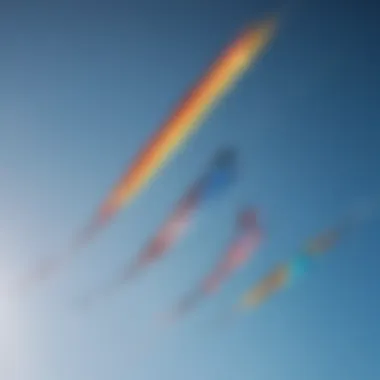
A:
1;0;379;379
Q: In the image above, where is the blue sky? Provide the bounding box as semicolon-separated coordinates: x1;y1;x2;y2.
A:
0;0;379;379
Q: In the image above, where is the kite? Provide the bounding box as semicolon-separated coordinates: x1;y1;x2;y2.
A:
78;148;238;308
219;203;380;323
227;226;345;319
239;222;348;310
304;200;380;256
16;17;276;293
17;17;277;293
163;208;262;326
303;225;345;255
240;253;313;309
81;17;276;243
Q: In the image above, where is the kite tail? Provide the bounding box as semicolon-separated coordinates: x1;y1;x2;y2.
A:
72;214;109;250
77;279;120;311
77;256;148;311
16;256;60;296
120;255;151;284
161;288;205;327
212;305;241;331
17;215;110;297
16;244;79;297
77;262;143;311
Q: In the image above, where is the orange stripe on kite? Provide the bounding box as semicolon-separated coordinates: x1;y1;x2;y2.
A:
97;18;277;226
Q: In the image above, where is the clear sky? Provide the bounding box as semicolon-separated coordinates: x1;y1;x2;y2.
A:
0;0;379;379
